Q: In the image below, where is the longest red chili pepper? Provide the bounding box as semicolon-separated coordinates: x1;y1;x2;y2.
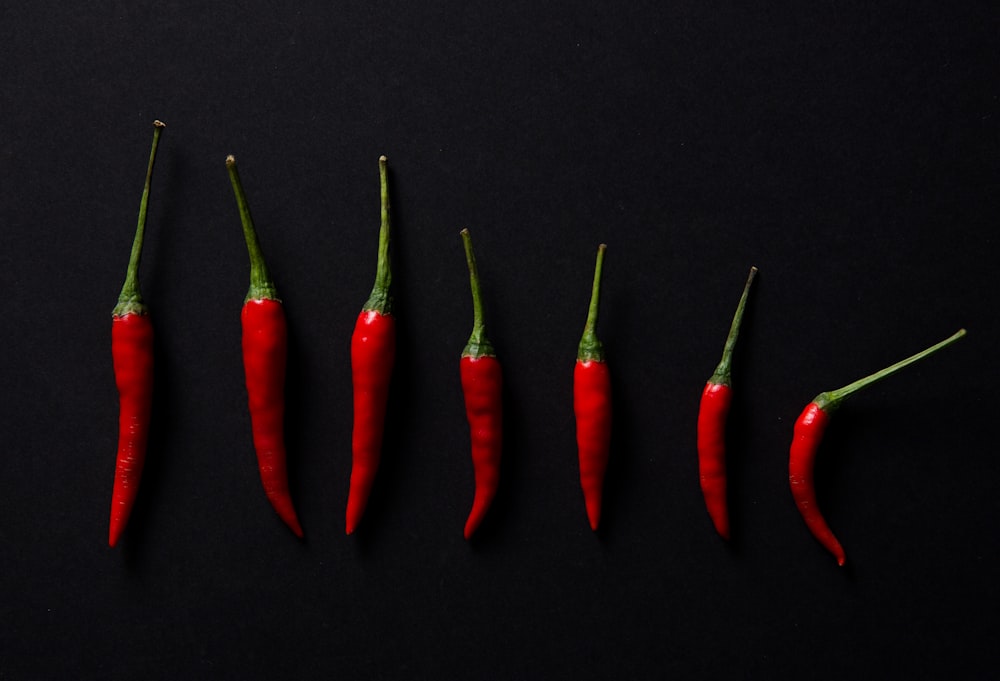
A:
574;244;612;531
697;266;757;540
459;228;503;540
226;155;303;538
789;328;966;565
108;120;165;547
346;156;395;535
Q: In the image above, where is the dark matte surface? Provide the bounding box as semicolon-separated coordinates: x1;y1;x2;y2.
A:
1;2;997;679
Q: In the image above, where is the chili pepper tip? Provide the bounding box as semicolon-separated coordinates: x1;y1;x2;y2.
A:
153;120;166;128
225;154;236;166
379;154;387;162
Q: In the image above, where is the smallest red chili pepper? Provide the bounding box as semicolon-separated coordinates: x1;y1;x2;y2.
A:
697;266;757;540
459;228;503;540
789;328;966;565
574;244;612;531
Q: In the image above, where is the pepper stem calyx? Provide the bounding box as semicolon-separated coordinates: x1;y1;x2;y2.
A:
461;229;495;358
577;244;607;362
709;266;758;386
226;155;279;303
114;120;165;317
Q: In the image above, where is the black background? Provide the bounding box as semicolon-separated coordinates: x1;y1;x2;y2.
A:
1;1;998;679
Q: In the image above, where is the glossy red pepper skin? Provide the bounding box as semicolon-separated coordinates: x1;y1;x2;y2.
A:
108;120;164;548
227;154;303;537
108;312;154;546
460;356;503;539
789;402;843;564
346;156;394;535
346;309;396;534
242;298;303;537
788;329;965;565
574;244;611;531
697;382;733;540
575;358;612;531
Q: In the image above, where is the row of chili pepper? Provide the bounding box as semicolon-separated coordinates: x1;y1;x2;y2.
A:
108;122;966;565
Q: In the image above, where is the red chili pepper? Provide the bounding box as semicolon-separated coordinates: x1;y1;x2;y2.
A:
226;155;303;538
108;121;165;547
574;244;611;531
346;156;395;535
458;229;503;540
790;328;966;565
697;266;757;540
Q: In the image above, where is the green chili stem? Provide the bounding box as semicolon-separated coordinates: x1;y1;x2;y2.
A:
114;120;165;317
461;229;495;358
814;328;967;412
709;266;758;386
226;155;278;302
363;155;392;314
577;244;607;362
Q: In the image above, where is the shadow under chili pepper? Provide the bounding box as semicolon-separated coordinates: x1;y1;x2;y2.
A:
806;402;874;578
593;288;636;542
721;387;753;554
279;313;310;543
120;331;176;567
142;141;181;312
465;346;520;547
354;381;407;551
597;364;633;541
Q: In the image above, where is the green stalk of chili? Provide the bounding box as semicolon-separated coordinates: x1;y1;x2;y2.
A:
574;244;612;531
790;328;966;565
346;156;395;535
697;266;757;540
226;154;303;538
459;228;503;540
108;120;165;547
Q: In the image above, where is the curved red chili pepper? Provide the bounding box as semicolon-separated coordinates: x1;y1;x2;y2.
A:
459;229;503;540
789;328;966;565
346;156;395;535
574;244;612;531
697;266;757;540
226;155;303;538
789;403;842;563
109;120;165;548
